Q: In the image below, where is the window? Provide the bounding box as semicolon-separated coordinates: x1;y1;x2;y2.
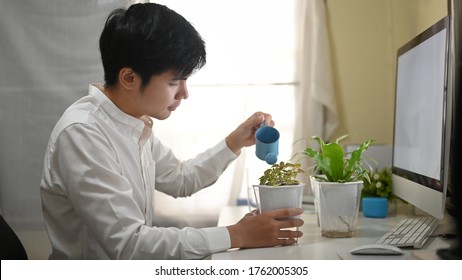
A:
150;0;298;226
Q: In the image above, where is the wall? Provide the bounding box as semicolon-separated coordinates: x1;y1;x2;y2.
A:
325;0;448;145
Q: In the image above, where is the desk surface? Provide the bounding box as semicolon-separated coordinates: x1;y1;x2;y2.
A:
212;205;456;260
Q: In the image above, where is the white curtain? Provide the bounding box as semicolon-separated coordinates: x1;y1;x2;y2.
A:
293;0;339;189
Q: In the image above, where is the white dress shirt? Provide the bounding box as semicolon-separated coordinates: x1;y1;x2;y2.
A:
40;84;238;259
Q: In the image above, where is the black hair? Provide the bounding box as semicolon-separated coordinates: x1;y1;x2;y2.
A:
99;3;206;88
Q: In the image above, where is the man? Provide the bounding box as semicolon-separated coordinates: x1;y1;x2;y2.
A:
40;2;303;260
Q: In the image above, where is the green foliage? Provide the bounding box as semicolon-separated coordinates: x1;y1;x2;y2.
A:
258;161;305;186
361;167;396;201
303;135;374;183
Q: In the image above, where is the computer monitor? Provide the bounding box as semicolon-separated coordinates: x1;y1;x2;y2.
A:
392;16;452;220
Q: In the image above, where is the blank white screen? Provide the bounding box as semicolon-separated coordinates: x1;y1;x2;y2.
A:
393;29;447;180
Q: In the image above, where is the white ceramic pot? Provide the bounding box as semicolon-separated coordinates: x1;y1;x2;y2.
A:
252;184;305;214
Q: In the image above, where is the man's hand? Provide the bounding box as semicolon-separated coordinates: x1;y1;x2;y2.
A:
225;112;274;155
226;208;304;249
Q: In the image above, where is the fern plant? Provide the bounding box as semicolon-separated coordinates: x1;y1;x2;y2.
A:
303;135;374;183
258;161;305;186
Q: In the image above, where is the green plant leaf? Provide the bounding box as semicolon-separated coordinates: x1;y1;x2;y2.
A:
303;135;374;183
345;139;374;179
320;142;344;181
303;147;334;181
258;161;304;186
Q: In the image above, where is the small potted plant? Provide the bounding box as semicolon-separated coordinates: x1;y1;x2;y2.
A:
303;135;374;237
253;161;305;214
361;167;395;218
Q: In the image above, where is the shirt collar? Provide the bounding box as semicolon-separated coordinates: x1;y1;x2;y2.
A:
88;84;152;145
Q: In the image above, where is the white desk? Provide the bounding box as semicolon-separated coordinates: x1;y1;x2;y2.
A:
212;206;456;260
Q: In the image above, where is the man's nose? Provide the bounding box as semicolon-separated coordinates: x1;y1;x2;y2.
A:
178;80;188;99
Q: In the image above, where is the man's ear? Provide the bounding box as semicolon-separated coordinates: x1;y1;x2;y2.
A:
118;67;137;90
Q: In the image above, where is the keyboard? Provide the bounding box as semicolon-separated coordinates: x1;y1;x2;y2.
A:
374;216;439;248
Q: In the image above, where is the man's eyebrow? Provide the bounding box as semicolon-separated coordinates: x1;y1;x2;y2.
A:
172;75;189;81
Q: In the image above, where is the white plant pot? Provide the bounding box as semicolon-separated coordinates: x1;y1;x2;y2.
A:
315;180;363;237
309;176;322;226
252;184;305;215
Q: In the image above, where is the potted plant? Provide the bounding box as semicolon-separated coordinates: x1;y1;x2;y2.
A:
253;161;305;214
361;167;395;218
303;135;374;237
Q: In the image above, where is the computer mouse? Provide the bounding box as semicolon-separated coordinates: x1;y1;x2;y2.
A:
349;244;404;255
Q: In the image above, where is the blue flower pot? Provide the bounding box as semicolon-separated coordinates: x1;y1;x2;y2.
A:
362;197;388;218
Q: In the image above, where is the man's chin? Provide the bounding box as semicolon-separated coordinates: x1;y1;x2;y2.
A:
155;111;172;120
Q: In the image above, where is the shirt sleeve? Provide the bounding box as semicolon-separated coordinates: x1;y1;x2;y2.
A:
134;226;231;259
51;124;233;259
